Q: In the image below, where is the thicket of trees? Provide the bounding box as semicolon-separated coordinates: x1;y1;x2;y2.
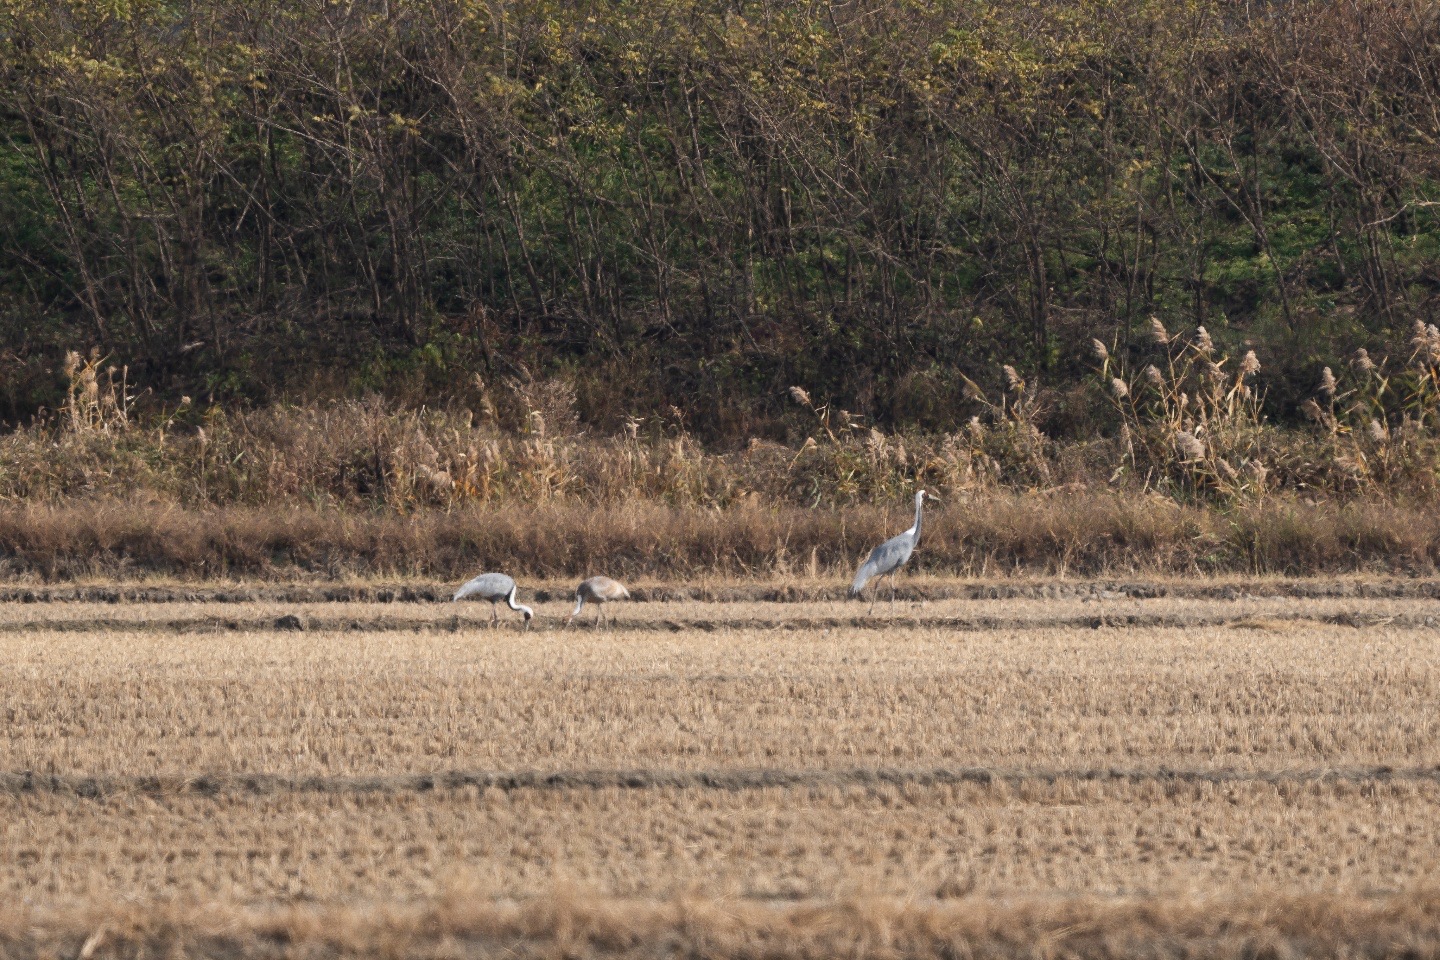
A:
2;0;1439;439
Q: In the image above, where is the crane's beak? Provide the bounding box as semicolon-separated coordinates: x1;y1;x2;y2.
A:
926;493;941;503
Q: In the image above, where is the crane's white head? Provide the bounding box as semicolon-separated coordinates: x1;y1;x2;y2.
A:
916;489;940;504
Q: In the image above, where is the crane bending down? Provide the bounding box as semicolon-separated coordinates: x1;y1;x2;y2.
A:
453;572;534;627
566;576;630;629
849;490;939;613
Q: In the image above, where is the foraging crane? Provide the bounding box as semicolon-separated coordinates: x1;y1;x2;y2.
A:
453;572;534;628
566;576;630;629
849;490;939;613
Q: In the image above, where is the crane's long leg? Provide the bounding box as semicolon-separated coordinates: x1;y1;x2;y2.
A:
491;603;500;628
890;573;898;611
866;576;881;615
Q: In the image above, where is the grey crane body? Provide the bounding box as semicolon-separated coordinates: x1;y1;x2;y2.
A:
453;572;534;627
567;576;630;629
849;490;937;612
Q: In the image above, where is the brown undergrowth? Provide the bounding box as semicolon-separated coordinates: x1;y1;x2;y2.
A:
0;495;1436;580
7;333;1440;579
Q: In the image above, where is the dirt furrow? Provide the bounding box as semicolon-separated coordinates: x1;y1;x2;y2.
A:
6;765;1440;798
2;610;1435;633
3;578;1440;605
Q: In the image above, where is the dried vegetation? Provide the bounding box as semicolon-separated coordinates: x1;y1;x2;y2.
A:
7;494;1440;580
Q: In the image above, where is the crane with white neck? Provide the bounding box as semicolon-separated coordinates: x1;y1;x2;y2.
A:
453;572;534;628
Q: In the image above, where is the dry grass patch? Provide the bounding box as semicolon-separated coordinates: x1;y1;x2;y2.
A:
4;495;1440;580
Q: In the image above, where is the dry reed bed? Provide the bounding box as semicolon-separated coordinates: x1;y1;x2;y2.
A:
9;891;1440;960
4;495;1440;580
5;621;1437;778
4;780;1437;904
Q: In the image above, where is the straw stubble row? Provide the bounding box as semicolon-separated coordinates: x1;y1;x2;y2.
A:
3;778;1435;904
4;615;1437;778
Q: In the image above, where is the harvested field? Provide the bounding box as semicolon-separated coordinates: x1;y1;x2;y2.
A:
4;583;1439;957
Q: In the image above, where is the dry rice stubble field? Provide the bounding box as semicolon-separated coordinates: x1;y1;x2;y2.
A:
4;586;1440;957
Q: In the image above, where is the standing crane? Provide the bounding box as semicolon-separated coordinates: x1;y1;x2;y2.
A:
453;572;534;628
566;576;630;629
849;490;939;613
